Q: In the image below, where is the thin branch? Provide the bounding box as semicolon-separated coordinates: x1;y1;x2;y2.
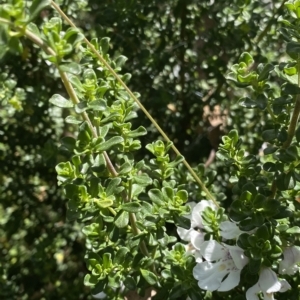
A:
269;57;300;199
0;12;152;263
51;1;217;205
6;20;119;178
283;95;300;149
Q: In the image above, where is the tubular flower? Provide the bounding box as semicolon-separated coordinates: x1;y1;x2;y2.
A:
177;200;216;261
246;268;291;300
193;240;248;292
177;227;204;262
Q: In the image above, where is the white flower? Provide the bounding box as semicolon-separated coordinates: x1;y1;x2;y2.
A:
93;292;107;299
177;200;217;241
178;200;220;263
279;246;300;275
193;240;248;292
176;202;199;242
246;268;291;300
184;242;203;263
177;228;204;262
177;200;214;261
177;226;195;242
220;220;243;240
191;200;218;229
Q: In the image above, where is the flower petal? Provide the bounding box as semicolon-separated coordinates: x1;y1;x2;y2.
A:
200;240;227;261
177;227;194;242
227;244;249;269
279;246;300;275
220;221;242;240
194;250;203;263
218;269;241;292
259;268;282;293
185;201;197;219
93;292;107;299
184;243;203;263
261;291;275;300
278;279;291;292
190;230;205;250
193;261;227;291
246;283;261;300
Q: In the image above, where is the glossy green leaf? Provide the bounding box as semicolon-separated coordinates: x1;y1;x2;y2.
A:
132;173;152;186
274;65;298;85
102;253;112;269
100;37;110;54
281;82;300;95
59;62;81;75
95;136;124;152
239;218;257;231
83;68;97;82
262;129;277;142
82;223;99;237
121;202;141;213
27;22;41;37
173;214;190;229
256;224;270;239
65;115;82;124
127;126;147;138
176;190;188;202
239;52;254;66
8;37;23;55
148;189;164;205
84;275;98;288
264;145;278;155
257;63;274;81
106;178;122;196
75;101;88;113
64;27;84;45
114;210;129;228
140;269;157;285
49;94;73;108
286;41;300;59
276;172;296;190
131;184;144;198
115;55;128;68
88;99;107;111
284;66;297;76
252;213;265;227
248;259;262;275
69;75;84;91
286;226;300;234
256;94;268;110
263;162;276;172
118;161;133;174
228;129;239;145
96;198;114;208
123;276;136;290
237;233;250;249
122;73;132;83
274;207;293;219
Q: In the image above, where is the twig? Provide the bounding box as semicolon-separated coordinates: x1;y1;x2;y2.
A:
50;1;218;205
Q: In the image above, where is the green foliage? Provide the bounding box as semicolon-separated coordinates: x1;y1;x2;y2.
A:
3;0;300;300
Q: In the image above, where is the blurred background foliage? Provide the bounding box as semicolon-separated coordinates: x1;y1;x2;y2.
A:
0;0;287;299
